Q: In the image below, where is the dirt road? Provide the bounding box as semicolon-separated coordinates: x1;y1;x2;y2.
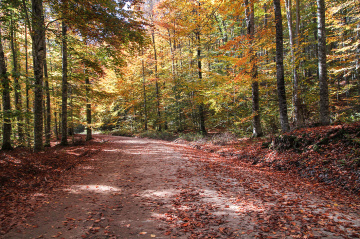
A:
3;136;360;238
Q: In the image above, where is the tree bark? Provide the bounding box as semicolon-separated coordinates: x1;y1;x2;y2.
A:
168;28;182;132
317;0;330;125
141;49;148;131
31;0;45;151
85;75;92;141
44;40;51;147
61;21;68;145
69;87;74;143
10;19;24;146
245;0;263;137
151;29;162;131
295;0;303;125
54;110;59;140
0;26;13;150
274;0;290;132
25;24;31;148
285;0;302;127
196;31;206;135
357;23;360;100
10;19;24;145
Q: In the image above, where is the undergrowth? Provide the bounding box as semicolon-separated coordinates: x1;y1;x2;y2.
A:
110;128;134;137
138;131;177;141
180;122;360;194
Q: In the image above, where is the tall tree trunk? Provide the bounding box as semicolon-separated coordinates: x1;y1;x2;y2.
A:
54;110;59;140
274;0;290;132
152;29;161;131
295;0;303;125
317;0;330;125
44;40;51;147
85;75;92;141
141;49;148;131
245;0;263;137
10;19;24;145
61;21;68;145
168;28;181;132
357;23;360;100
195;0;206;135
25;24;31;148
31;0;45;151
285;0;302;127
69;87;74;143
44;60;51;146
196;31;206;135
177;40;184;131
0;27;13;150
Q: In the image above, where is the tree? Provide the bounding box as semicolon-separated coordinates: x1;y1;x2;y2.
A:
61;21;68;145
25;24;31;147
273;0;290;132
31;0;46;151
196;29;206;135
10;15;24;145
44;40;51;147
50;0;146;139
194;0;207;135
0;26;13;150
317;0;330;125
85;73;92;141
141;49;148;131
285;0;302;127
151;27;162;131
245;0;263;137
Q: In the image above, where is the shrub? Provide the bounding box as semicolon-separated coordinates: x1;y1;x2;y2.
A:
210;132;237;145
138;131;176;141
111;128;134;137
178;132;206;142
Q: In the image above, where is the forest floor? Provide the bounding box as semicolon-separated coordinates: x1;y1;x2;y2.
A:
1;128;360;238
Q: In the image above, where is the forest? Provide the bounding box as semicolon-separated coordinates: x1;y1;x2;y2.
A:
0;0;359;149
1;0;360;237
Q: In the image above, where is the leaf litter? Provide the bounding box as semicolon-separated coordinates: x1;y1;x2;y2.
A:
1;124;360;238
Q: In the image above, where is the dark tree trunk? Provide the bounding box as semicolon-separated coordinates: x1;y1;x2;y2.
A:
357;23;360;100
196;31;206;135
69;87;74;143
61;21;68;145
245;0;263;137
85;75;92;141
141;49;148;131
274;0;290;132
0;27;13;150
295;0;304;126
31;0;45;151
25;24;31;148
44;55;51;147
317;0;330;125
54;111;59;140
152;30;162;131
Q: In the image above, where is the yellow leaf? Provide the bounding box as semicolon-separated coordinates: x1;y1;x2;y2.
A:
139;232;147;235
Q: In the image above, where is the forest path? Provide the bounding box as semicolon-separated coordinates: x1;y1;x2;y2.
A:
3;135;360;238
